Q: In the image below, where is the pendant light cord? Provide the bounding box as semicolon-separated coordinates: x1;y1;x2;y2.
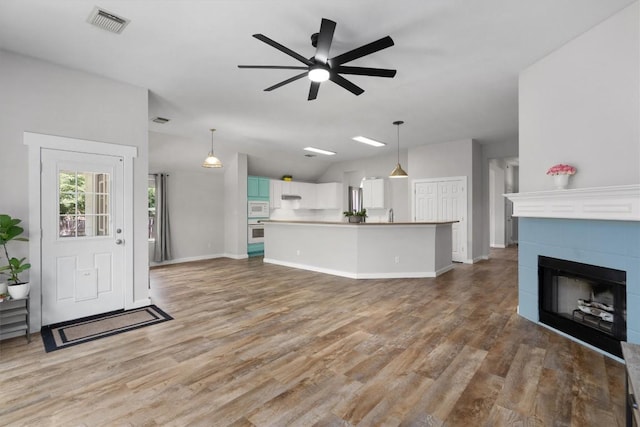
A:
396;123;400;163
393;120;404;163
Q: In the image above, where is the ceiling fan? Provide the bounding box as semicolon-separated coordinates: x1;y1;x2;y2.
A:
238;18;396;101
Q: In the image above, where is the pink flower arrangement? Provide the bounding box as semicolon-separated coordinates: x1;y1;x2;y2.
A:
546;164;576;176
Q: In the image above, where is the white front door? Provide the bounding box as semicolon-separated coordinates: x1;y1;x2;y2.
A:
41;149;125;325
414;177;467;263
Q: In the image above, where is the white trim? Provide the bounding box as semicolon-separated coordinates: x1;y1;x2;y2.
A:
24;131;138;157
150;253;227;266
504;185;640;221
263;258;452;279
24;132;137;330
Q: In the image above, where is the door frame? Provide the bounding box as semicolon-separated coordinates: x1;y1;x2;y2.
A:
25;132;137;331
411;176;469;263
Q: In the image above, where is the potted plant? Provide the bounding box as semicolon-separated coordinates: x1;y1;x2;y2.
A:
546;163;577;189
0;214;31;299
343;208;367;223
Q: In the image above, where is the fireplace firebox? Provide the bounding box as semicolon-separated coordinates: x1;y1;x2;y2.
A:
538;256;626;357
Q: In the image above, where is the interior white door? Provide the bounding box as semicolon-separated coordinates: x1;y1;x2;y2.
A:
437;180;466;262
414;182;438;221
414;178;467;263
41;149;125;325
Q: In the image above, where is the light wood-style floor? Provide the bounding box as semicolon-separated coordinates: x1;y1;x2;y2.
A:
0;248;625;426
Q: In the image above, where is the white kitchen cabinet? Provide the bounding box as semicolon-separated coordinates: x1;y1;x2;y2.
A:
293;182;317;209
270;180;282;209
362;178;385;209
271;180;342;210
316;183;343;209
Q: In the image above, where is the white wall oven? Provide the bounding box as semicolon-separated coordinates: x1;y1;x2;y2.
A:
248;219;265;244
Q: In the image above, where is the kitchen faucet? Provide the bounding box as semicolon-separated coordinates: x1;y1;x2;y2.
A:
388;208;394;223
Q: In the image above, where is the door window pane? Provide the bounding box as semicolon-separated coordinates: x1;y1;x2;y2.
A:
58;171;111;238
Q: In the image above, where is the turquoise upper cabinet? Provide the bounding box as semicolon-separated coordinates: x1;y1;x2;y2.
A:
248;176;270;200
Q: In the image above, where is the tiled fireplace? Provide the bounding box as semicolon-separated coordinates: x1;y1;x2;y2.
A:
506;185;640;358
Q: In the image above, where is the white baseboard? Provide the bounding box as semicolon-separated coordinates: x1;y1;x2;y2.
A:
263;258;451;279
224;253;249;260
490;244;507;249
149;253;225;267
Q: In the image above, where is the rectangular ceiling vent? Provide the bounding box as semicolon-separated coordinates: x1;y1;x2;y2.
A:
88;7;130;34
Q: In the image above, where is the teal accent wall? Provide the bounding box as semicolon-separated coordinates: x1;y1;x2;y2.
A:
518;217;640;343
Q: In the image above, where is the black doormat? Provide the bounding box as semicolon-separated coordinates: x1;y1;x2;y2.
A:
40;305;173;352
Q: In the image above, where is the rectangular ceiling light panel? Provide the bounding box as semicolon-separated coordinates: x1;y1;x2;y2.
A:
353;136;386;147
88;7;130;34
304;147;336;156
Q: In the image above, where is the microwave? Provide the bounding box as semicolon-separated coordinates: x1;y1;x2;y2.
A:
248;200;269;218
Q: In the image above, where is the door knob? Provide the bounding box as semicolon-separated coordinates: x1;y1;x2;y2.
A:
115;239;124;245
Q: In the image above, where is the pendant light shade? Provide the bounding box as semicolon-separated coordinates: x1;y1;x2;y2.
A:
389;120;408;178
202;128;223;168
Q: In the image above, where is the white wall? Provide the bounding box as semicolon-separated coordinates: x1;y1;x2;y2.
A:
224;153;248;258
0;49;149;328
519;2;639;192
409;139;485;262
149;133;247;263
148;171;226;263
489;160;506;248
481;141;519;253
317;150;410;222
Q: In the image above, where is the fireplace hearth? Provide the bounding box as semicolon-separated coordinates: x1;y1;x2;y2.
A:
538;256;626;357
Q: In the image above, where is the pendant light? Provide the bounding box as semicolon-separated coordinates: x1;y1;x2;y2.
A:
202;128;223;168
389;120;408;178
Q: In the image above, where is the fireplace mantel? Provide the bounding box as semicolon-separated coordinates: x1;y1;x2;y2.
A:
504;184;640;222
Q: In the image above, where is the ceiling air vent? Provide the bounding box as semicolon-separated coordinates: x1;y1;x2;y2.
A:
87;7;130;34
151;117;170;124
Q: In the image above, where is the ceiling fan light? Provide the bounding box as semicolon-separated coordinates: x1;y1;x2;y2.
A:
308;66;330;82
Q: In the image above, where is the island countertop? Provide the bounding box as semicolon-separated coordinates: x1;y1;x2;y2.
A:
261;220;458;226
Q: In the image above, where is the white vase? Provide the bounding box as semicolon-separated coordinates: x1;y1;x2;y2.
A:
553;174;570;189
8;282;30;300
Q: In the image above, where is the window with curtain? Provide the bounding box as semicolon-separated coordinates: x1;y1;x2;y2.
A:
153;173;172;262
148;175;156;241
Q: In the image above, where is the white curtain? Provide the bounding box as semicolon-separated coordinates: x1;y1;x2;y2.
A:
153;173;173;262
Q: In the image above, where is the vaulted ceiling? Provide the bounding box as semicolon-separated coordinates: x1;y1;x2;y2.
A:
0;0;634;180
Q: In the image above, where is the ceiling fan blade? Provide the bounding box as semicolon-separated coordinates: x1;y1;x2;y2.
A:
264;72;309;91
238;65;309;70
314;18;336;63
334;66;396;78
329;73;364;96
308;82;320;100
328;36;395;66
253;34;313;66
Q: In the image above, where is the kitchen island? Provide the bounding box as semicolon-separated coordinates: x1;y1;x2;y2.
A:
262;220;457;279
